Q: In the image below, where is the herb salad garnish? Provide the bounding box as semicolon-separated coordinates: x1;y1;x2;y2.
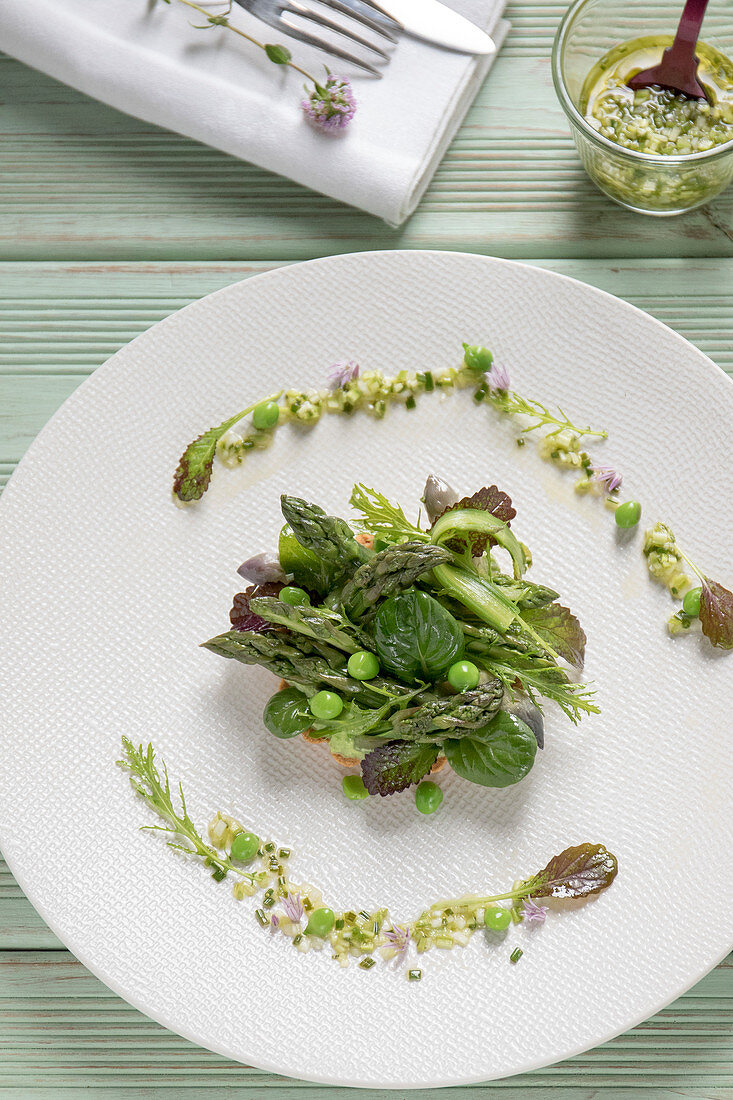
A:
202;478;596;798
119;739;619;975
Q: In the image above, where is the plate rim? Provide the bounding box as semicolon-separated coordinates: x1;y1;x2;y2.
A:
1;249;732;1089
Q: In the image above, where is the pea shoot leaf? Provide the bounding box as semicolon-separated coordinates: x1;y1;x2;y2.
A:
522;603;587;667
433;485;516;553
523;843;618;899
699;578;733;650
361;740;439;796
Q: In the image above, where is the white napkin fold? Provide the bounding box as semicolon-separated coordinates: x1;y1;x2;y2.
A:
0;0;508;224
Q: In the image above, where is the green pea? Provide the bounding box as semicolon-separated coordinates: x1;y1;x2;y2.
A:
309;691;343;720
415;780;443;815
251;400;280;431
615;500;642;528
343;774;369;800
683;586;702;617
447;659;480;691
463;344;493;373
279;585;310;607
230;831;260;862
347;650;380;680
484;906;512;931
305;907;335;937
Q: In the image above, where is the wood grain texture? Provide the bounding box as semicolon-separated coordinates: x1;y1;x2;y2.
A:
1;26;732;260
0;952;731;1091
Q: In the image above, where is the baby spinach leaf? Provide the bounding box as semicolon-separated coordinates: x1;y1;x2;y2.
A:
361;740;439;796
263;688;313;739
373;589;464;682
523;843;618;898
522;603;587;667
443;710;537;787
699;578;733;650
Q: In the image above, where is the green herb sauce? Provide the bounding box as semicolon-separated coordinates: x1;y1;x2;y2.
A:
582;37;733;156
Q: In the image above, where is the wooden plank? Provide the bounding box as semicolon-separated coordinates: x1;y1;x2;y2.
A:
0;49;731;260
0;954;731;1091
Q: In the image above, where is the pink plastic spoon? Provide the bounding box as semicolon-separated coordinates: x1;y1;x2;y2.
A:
627;0;711;100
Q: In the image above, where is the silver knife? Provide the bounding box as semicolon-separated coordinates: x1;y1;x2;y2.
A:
352;0;495;54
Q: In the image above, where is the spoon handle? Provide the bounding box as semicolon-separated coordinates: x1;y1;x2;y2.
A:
669;0;709;60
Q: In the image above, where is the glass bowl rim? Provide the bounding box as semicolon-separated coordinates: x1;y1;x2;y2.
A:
551;0;733;166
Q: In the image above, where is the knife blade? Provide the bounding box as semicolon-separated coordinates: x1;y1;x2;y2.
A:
371;0;496;54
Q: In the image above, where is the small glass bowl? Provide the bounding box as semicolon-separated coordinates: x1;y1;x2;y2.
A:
552;0;733;215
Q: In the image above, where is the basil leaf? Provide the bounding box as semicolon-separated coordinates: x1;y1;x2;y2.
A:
373;590;464;682
263;688;313;739
444;710;537;787
361;740;439;796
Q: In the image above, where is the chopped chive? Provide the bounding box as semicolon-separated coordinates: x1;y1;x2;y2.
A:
278;848;291;860
510;947;523;963
358;910;371;922
359;957;376;970
473;386;488;403
424;371;434;392
262;896;275;909
408;969;422;982
405;395;416;410
334;918;345;930
269;858;281;872
211;867;227;882
516;438;526;448
293;933;303;946
255;909;269;928
344;911;357;923
264;842;276;853
303;897;313;912
277;875;287;887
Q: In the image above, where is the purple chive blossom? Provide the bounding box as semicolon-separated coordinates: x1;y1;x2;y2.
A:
281;892;305;923
521;897;549;924
486;360;510;392
384;922;411;962
302;75;356;133
591;465;623;492
270;913;280;931
328;360;360;390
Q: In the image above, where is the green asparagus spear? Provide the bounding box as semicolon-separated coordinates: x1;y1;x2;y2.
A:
341;541;453;620
201;630;418;705
280;495;372;581
389;681;504;741
248;597;367;653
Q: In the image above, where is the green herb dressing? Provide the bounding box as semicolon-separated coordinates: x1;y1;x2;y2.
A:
582;37;733;156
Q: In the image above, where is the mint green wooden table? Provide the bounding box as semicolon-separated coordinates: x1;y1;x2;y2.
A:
1;5;732;1092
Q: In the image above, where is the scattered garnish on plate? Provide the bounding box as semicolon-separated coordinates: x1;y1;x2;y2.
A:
644;523;733;648
118;739;619;974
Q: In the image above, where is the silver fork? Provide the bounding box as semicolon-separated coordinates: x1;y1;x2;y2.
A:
233;0;403;76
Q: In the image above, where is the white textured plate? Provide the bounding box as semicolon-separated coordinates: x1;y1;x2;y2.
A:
1;252;732;1089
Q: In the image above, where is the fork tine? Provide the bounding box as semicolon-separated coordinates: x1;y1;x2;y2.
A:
284;0;393;60
276;16;384;75
320;0;401;44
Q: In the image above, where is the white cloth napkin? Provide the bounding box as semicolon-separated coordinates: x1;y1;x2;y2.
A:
0;0;508;224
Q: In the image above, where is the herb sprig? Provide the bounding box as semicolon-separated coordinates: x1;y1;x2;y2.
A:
118;738;255;882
